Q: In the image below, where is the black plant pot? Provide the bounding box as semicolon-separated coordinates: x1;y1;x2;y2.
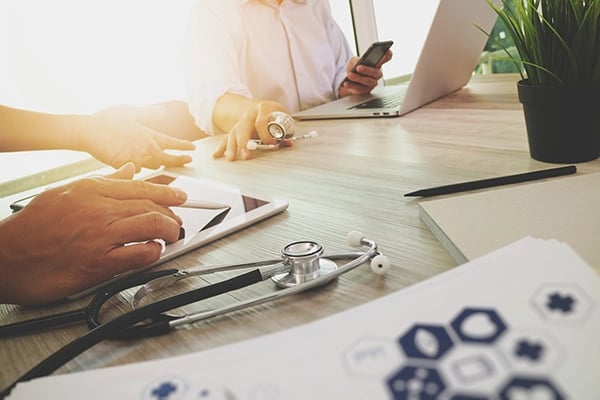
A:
517;80;600;163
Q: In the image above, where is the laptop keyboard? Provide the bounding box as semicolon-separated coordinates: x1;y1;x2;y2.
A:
349;85;408;110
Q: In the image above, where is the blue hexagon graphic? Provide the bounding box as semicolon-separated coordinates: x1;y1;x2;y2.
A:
451;308;507;344
499;376;565;400
387;365;446;400
399;324;454;360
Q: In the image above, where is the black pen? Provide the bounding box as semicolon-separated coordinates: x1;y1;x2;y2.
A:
404;165;577;197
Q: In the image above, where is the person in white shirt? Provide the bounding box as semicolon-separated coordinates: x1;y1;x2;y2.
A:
184;0;392;161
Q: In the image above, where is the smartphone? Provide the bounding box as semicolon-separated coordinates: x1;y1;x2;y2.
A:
343;40;393;85
352;40;394;70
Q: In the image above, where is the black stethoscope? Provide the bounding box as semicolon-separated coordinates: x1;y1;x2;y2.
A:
0;231;389;397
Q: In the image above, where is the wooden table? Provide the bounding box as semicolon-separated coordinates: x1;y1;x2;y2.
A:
2;73;599;390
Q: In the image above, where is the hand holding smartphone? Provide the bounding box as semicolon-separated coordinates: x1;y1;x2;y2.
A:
343;40;393;84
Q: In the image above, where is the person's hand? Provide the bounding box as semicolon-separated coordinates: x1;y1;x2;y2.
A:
212;101;289;161
0;163;188;305
77;105;197;172
339;49;393;97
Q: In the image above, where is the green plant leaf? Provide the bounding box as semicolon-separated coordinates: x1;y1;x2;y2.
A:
485;0;600;86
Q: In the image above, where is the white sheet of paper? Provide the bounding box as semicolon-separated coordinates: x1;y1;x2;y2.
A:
8;237;599;399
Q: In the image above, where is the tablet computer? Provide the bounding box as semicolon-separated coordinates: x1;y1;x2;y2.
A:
141;170;289;266
9;169;288;269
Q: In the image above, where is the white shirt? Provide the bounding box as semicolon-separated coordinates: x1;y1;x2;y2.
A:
184;0;352;135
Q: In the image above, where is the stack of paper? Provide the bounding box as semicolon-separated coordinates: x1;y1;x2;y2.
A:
418;172;600;267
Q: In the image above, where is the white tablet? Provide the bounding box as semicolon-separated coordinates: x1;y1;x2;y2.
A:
8;169;288;299
141;171;289;267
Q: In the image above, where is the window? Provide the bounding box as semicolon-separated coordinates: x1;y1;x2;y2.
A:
0;1;197;194
370;1;440;79
334;1;507;80
480;0;520;74
0;0;196;113
328;1;440;81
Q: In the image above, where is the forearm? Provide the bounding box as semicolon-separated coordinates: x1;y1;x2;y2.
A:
0;105;85;152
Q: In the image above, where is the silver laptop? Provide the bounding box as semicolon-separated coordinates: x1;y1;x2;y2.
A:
292;0;499;120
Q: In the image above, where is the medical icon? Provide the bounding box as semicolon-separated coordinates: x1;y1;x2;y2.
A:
531;283;594;323
450;308;507;344
399;324;454;360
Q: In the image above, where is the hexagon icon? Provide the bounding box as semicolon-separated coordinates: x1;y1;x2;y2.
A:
497;327;565;374
531;283;594;324
398;324;454;361
451;308;507;344
498;376;566;400
342;336;403;379
437;343;509;395
386;365;446;400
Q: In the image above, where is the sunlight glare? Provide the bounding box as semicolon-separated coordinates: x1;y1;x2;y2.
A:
0;0;195;113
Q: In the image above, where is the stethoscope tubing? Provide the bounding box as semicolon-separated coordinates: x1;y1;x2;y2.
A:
99;251;369;336
1;268;265;398
0;258;284;338
132;257;284;302
0;241;378;398
0;269;178;338
0;308;87;338
170;247;376;330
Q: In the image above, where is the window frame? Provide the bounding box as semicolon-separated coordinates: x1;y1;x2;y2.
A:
348;0;379;55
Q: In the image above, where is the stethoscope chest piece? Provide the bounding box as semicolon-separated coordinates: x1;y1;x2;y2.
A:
247;111;317;151
267;111;295;140
271;240;338;289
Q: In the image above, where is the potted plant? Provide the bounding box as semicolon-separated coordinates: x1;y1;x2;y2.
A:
485;0;600;163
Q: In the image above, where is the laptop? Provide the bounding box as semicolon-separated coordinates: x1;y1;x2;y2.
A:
292;0;500;120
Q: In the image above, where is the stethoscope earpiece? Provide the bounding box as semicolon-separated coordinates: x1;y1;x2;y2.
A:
369;254;392;275
347;230;366;247
347;230;391;275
